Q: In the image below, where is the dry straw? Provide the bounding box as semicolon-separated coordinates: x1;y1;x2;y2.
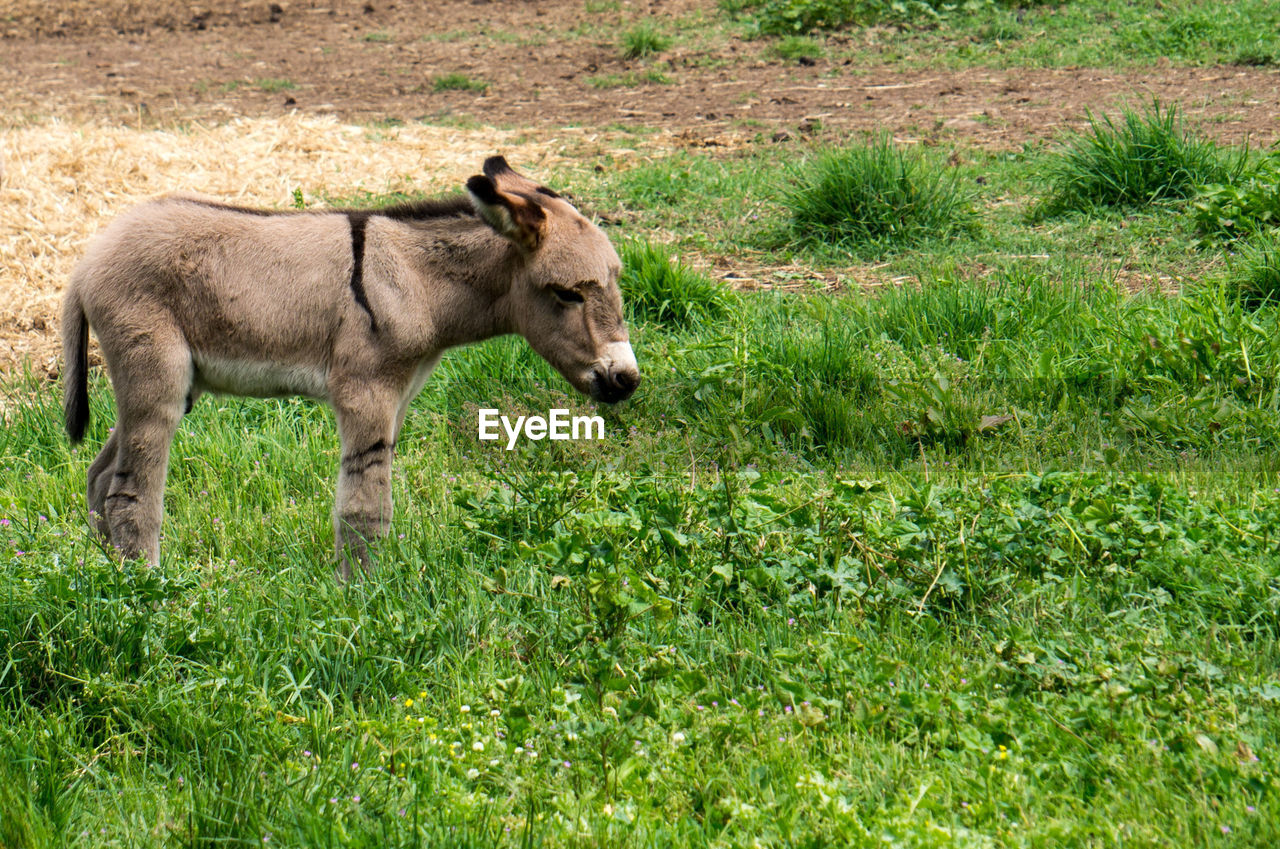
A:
0;114;650;376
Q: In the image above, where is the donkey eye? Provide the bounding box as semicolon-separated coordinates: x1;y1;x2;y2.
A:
551;286;585;305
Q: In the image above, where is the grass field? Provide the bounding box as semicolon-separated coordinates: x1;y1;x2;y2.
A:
3;4;1280;848
720;0;1280;69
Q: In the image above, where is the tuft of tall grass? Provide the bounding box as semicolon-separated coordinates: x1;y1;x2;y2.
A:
768;35;826;61
1227;230;1280;308
620;20;671;59
618;238;729;326
1038;101;1239;216
783;135;977;256
432;73;488;92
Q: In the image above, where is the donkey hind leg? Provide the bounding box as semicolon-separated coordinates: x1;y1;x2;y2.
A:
332;391;399;580
88;388;197;541
102;343;192;565
86;427;120;539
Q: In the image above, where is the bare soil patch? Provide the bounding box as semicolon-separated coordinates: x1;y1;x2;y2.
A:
4;1;1279;147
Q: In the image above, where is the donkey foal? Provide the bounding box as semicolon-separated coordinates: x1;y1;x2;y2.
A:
62;157;640;578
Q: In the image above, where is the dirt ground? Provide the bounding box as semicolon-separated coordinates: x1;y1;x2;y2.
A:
2;0;1280;376
4;0;1279;146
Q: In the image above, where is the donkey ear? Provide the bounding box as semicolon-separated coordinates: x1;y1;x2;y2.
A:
482;156;516;179
466;174;547;251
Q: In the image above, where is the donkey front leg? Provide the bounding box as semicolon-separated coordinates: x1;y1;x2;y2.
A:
332;385;400;580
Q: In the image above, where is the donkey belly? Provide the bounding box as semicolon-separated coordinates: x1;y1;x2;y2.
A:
192;353;329;400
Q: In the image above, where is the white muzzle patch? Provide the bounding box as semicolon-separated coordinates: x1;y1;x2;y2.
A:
581;340;638;385
602;341;638;374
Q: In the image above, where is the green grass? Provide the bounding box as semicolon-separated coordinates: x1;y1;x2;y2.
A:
767;35;825;62
3;265;1280;844
1194;151;1280;243
566;120;1259;292
254;78;298;93
217;79;298;94
586;69;673;88
7;104;1280;845
782;135;978;257
618;238;729;327
1037;102;1240;217
725;0;1280;70
1227;229;1280;308
620;20;671;59
432;73;488;93
739;0;960;34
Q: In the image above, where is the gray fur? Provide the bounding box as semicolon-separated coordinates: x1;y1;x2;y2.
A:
62;157;640;579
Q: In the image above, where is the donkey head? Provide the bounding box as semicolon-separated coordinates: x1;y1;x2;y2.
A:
467;156;640;404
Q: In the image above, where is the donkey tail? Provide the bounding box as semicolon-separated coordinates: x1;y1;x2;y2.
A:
62;288;90;443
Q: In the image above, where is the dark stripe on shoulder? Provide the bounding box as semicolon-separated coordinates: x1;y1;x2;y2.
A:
347;211;378;334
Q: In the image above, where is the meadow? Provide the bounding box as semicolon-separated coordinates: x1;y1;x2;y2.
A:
3;2;1280;847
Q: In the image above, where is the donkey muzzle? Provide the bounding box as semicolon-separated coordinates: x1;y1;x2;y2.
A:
588;341;640;404
591;367;640;403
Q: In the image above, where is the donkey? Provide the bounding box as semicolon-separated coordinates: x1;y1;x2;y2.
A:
62;157;640;578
